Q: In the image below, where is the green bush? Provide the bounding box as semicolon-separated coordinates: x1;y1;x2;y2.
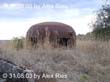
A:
80;74;89;82
92;4;110;41
12;37;24;50
93;27;110;41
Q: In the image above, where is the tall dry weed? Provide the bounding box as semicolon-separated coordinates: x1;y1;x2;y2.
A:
0;39;110;82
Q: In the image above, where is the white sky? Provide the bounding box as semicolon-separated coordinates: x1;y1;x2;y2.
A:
0;14;95;40
0;0;105;40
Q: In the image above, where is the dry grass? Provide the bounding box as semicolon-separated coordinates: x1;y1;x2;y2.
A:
0;39;110;82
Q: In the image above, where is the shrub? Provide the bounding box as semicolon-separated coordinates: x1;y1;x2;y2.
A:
12;37;24;50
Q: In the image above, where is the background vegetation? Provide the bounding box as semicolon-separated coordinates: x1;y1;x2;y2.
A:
92;3;110;41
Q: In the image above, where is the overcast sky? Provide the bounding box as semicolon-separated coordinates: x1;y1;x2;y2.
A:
0;0;108;40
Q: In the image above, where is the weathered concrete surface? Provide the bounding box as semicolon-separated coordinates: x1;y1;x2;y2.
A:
26;22;76;48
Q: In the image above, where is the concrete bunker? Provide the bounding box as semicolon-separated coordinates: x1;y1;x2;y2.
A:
26;22;76;48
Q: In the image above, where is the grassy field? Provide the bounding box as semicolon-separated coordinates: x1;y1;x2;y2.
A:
0;39;110;82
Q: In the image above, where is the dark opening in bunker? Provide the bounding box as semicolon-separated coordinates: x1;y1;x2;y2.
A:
30;37;37;46
58;38;70;47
